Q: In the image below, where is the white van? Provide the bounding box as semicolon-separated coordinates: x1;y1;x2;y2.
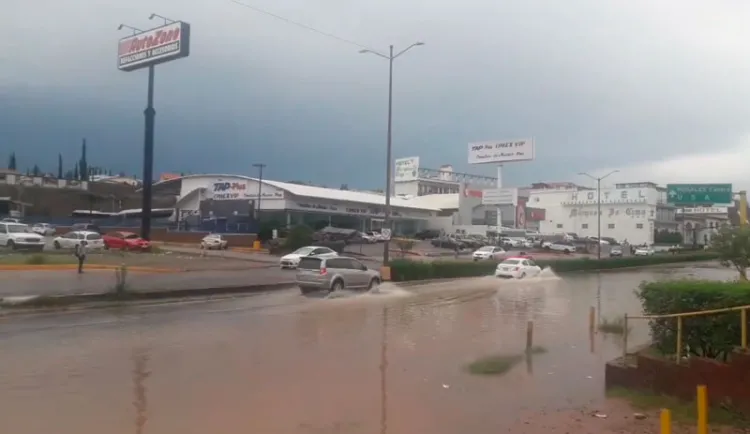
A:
0;222;45;251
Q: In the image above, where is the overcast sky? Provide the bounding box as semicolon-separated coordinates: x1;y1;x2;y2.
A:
3;0;750;190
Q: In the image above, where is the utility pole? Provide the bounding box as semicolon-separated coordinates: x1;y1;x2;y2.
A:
253;163;266;221
579;170;619;259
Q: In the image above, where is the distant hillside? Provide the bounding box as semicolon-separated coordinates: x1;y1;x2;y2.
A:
0;182;176;217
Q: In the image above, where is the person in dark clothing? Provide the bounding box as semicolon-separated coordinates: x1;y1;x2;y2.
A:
75;240;88;274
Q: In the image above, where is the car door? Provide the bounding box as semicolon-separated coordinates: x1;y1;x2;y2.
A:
0;224;8;246
346;258;370;288
526;259;541;276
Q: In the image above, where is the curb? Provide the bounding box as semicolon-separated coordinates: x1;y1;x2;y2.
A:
0;264;179;273
0;281;296;309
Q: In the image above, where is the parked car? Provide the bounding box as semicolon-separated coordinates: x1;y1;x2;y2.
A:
495;257;542;279
296;256;381;294
31;223;56;236
365;231;385;242
71;223;102;234
1;218;21;223
201;234;228;250
358;232;378;243
280;245;338;269
550;241;577;254
0;222;45;251
414;229;441;240
52;231;105;250
431;237;466;250
103;231;151;251
610;245;623;257
472;246;506;261
634;246;655;256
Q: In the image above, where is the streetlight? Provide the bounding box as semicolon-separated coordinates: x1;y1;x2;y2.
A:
149;13;175;25
578;170;619;259
253;163;266;221
117;24;143;35
359;42;424;264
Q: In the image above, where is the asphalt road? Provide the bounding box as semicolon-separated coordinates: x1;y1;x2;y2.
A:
0;264;734;434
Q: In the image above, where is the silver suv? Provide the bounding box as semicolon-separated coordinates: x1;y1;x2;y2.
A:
296;256;381;294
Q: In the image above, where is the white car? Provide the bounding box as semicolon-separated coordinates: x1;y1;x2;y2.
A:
0;222;45;251
500;237;525;247
31;223;56;236
359;232;377;243
634;246;655;256
550;241;577;253
280;246;338;269
53;231;105;250
495;257;542;279
366;231;385;242
201;234;228;250
472;246;506;261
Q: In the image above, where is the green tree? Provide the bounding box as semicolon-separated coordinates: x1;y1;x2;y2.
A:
8;153;16;170
711;225;750;280
57;154;63;179
32;164;41;176
79;138;88;180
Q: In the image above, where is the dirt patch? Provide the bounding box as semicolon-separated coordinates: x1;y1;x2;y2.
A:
507;398;747;433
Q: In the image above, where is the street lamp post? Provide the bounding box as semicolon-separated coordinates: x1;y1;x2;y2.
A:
359;42;424;264
253;163;266;221
579;170;619;259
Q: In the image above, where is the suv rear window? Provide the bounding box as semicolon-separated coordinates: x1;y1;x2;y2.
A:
298;257;323;270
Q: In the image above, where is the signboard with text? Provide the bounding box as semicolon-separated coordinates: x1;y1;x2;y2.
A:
118;21;191;72
666;184;732;206
677;207;729;214
394;157;419;182
482;188;518;206
468;138;535;164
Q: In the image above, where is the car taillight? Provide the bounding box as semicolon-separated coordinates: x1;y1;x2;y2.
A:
320;267;327;275
514;267;520;271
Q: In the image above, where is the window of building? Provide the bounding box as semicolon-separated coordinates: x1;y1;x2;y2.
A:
636;223;643;229
556;223;563;229
582;224;588;229
608;224;615;229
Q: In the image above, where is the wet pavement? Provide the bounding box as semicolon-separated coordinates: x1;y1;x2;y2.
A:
0;265;737;434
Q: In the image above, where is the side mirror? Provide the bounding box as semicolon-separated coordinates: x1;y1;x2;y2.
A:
361;265;368;271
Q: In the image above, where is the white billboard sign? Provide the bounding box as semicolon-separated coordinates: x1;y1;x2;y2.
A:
468;138;535;165
118;21;191;72
394;157;420;182
482;188;518;206
677;207;729;214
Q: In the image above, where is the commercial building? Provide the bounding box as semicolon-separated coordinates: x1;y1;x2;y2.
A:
152;174;440;235
529;182;682;245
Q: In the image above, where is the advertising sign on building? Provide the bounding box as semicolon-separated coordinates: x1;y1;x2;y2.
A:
394;157;419;182
118;21;191;72
482;188;518;206
516;198;526;228
468;138;535;165
209;181;249;200
677;207;729;214
666;184;733;206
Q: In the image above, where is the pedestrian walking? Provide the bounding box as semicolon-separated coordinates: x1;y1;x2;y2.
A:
75;240;88;274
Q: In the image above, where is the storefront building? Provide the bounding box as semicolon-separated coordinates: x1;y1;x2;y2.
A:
152;174;440;235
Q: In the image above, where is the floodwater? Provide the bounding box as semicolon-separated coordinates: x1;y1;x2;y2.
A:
0;264;736;434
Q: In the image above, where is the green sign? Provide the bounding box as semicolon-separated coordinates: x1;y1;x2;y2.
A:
666;184;733;205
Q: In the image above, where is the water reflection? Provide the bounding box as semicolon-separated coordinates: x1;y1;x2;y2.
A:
0;266;736;434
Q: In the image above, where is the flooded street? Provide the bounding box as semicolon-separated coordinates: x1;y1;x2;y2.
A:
0;264;735;434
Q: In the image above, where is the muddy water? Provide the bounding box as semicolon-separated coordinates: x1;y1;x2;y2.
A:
0;264;735;434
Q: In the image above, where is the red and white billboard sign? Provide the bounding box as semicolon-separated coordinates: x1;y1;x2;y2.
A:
118;21;191;72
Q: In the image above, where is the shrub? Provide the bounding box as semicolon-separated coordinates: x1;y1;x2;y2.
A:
284;225;313;250
637;280;750;361
388;253;719;281
24;253;48;265
393;238;417;257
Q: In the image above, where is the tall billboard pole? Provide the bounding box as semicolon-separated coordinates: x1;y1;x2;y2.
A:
117;15;191;240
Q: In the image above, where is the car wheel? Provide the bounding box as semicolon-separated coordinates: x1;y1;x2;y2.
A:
518;272;526;279
54;241;61;250
330;279;344;293
7;240;16;251
564;249;570;254
368;278;380;291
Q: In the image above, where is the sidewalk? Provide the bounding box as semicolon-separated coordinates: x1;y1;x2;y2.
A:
1;268;295;298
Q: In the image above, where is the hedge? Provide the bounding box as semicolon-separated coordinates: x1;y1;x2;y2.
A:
388;252;719;282
637;280;750;361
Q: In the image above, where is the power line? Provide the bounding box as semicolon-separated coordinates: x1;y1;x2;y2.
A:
230;0;378;52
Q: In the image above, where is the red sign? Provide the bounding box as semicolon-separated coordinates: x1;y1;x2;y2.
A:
526;208;546;221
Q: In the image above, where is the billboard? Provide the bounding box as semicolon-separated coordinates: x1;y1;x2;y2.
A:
468;138;535;165
676;207;729;214
118;21;191;71
394;157;419;182
482;188;518;206
666;184;732;206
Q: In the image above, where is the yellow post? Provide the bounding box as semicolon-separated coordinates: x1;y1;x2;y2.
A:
660;409;671;434
742;308;747;350
697;385;708;434
740;191;748;227
252;240;261;250
589;306;596;333
380;266;391;281
676;316;683;363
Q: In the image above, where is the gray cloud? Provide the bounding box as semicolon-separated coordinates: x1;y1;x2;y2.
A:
3;0;750;187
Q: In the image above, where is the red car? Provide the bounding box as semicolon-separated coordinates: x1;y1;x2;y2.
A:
103;231;151;251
